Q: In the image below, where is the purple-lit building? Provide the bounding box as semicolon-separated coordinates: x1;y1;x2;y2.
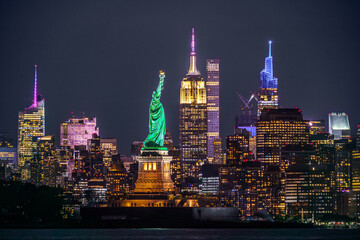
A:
206;59;220;164
60;117;99;150
17;65;45;181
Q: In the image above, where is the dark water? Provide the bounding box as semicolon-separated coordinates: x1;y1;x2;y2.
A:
1;228;360;240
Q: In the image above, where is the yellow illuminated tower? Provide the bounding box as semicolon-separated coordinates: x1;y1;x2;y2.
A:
17;65;45;180
179;28;207;193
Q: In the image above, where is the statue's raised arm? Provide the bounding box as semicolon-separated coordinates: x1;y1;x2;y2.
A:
143;71;167;149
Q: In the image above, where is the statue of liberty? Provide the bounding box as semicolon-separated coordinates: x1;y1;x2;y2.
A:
143;71;167;149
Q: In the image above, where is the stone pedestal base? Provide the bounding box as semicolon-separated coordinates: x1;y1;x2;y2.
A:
134;149;174;193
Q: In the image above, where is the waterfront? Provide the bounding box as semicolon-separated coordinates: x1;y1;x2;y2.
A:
1;228;360;240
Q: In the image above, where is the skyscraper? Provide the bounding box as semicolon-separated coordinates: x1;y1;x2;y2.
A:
206;59;220;164
257;108;310;168
179;28;207;193
328;113;351;140
256;108;310;216
60;116;99;149
257;41;278;117
18;65;45;180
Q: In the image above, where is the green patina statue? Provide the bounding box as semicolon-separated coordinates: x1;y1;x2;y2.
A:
143;71;167;149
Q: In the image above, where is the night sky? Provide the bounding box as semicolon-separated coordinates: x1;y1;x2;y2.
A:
1;0;360;155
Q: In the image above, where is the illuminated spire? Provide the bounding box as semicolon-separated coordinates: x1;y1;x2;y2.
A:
33;65;38;107
264;41;273;78
187;28;200;75
268;40;272;57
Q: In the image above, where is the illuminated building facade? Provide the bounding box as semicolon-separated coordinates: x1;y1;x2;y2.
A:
60;116;99;149
206;59;220;164
100;138;117;168
134;149;174;193
88;134;105;179
285;164;333;220
352;150;360;221
256;108;310;216
213;137;223;164
310;132;335;166
308;120;326;135
179;28;207;192
106;161;129;203
257;41;278;117
329;113;351;140
238;160;264;217
18;65;45;180
256;108;310;168
33;135;57;187
226;130;249;166
169;148;181;191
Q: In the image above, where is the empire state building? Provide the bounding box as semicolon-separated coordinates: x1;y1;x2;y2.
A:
179;28;207;193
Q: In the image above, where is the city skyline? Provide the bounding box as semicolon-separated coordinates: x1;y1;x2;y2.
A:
1;1;360;155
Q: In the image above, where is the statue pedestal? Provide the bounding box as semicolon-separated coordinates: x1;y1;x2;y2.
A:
134;148;174;193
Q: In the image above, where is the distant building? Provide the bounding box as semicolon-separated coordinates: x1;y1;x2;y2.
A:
310;132;335;166
179;28;207;193
356;125;360;150
256;108;310;216
257;41;278;117
131;141;143;160
226;130;250;166
352;150;360;221
238;160;264;217
206;59;220;164
328;113;350;140
34;135;57;187
163;130;174;150
106;161;129;203
169;148;181;191
100;138;117;168
0;132;17;179
285;164;333;220
18;65;45;181
256;108;310;168
213;137;223;164
200;164;220;196
308;120;326;135
60;116;99;149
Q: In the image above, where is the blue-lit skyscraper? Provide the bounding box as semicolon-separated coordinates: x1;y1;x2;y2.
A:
257;41;278;117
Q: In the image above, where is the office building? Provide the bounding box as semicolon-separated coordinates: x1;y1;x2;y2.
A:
308;120;326;135
256;108;310;216
100;138;117;168
18;65;45;180
200;164;220;196
329;113;351;140
179;28;207;192
285;164;334;220
257;108;310;168
206;59;220;164
60;116;99;149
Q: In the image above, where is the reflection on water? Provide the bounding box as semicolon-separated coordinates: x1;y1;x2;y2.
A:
1;228;360;240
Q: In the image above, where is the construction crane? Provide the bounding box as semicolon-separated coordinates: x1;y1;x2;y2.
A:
235;91;258;113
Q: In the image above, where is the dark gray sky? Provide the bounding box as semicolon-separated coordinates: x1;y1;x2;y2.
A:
1;0;360;155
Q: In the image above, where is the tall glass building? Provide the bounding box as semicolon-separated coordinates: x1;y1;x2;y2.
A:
206;59;220;164
328;112;351;140
179;28;207;193
17;65;45;181
257;41;278;117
